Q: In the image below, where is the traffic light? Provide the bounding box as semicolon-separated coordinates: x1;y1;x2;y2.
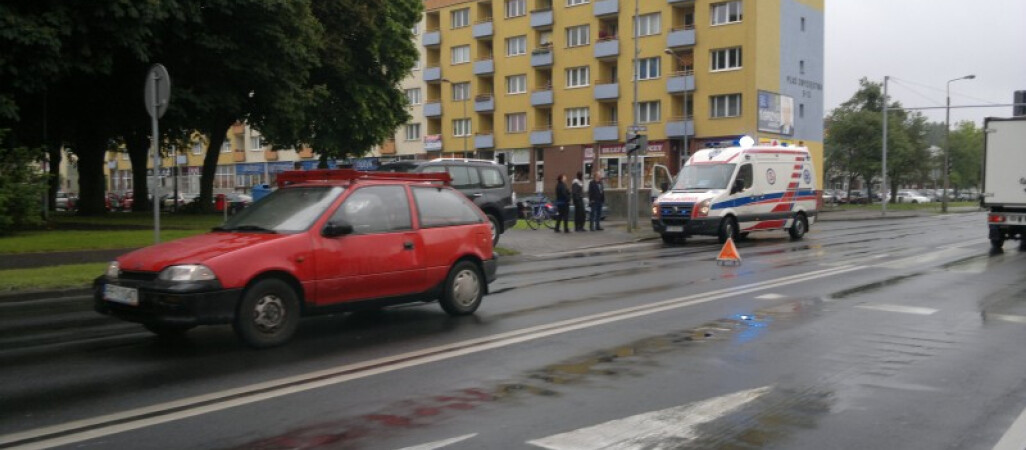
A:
626;132;647;154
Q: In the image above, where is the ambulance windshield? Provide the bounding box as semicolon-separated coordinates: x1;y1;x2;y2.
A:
672;164;736;190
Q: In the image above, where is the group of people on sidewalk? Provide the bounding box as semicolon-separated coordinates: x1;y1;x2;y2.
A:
554;171;605;233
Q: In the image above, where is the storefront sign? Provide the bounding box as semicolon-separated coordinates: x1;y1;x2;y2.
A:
758;90;795;136
235;163;265;175
592;140;667;156
268;161;295;173
424;134;442;151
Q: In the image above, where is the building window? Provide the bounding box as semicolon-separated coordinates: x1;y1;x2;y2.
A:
220;141;231;153
506;74;527;94
452;82;471;101
710;47;742;71
215;165;234;189
451;8;470;28
191;142;203;155
405;88;422;105
566;24;590;48
800;60;805;75
635;57;660;80
412;23;419;35
565;107;590;128
635;13;661;37
506;113;527;133
506;0;526;18
710;93;742;118
506;35;527;56
567;0;589;6
453;118;472;137
799;103;805;119
637;101;660;123
565;66;590;88
801;17;806;31
711;1;743;25
249;135;263;150
405;123;421;141
451;45;470;64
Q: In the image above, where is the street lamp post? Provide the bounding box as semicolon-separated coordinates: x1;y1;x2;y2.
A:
944;74;975;213
441;78;469;157
664;48;690;170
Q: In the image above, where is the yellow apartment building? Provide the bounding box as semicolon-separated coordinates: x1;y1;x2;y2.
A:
419;0;823;196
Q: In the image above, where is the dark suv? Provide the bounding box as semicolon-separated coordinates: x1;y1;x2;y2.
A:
380;159;517;245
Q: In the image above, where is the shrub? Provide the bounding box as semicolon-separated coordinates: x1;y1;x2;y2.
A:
0;131;46;235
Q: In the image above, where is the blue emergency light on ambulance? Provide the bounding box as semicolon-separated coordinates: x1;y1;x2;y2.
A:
651;137;819;245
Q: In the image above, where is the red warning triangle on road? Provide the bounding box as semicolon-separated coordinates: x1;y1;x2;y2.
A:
716;238;742;266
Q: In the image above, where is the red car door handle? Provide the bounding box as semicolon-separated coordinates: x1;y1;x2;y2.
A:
403;241;415;250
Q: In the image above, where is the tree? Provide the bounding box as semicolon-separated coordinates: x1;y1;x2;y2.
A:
947;121;984;191
302;0;423;160
0;131;46;234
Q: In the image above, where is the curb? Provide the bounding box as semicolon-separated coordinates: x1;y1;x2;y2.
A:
0;287;92;304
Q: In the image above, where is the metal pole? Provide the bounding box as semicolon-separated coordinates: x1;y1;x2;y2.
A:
463;96;468;157
881;76;888;216
628;0;640;232
151;72;161;243
943;83;950;213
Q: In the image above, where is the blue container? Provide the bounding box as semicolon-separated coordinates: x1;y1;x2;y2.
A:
251;184;272;202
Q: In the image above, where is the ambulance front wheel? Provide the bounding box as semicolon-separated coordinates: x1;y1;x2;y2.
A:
718;217;739;244
661;234;684;245
789;213;808;240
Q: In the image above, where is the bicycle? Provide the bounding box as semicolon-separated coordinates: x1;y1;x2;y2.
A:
522;198;558;230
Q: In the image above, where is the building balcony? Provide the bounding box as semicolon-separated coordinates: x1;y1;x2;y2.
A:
594;82;619;101
298;146;314;158
594;0;618;17
530;129;553;146
666;71;695;93
474;94;494;113
667;26;696;48
233;151;246;163
530;9;553;29
264;150;278;161
594;38;619;60
531;48;553;67
473;58;494;76
474;133;494;149
423;30;441;47
531;89;553;107
423;66;442;83
424;101;442;118
472;20;493;39
666;117;695;137
593;123;619;142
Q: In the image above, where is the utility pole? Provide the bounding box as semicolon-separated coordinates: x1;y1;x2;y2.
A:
881;75;888;216
628;0;640;232
944;74;975;213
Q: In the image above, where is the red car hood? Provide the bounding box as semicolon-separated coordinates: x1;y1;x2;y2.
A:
116;232;286;272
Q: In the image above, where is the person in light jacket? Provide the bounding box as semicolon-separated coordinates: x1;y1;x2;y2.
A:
588;171;605;231
554;173;571;233
572;171;586;231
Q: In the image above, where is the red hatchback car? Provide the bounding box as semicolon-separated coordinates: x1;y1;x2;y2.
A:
95;170;497;347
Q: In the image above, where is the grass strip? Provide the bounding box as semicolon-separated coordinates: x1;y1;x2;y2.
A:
0;229;203;254
0;263;106;292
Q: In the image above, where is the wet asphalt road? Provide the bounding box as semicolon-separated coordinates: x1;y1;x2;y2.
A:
3;212;1026;449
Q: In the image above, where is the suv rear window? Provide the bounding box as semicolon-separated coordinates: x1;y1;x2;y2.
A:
412;187;482;228
422;165;480;189
480;167;505;188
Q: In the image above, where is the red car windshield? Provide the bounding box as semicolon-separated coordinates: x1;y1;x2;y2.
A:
216;186;343;233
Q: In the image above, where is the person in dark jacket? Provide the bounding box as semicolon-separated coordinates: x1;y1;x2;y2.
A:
572;171;586;231
554;173;571;233
588;171;605;231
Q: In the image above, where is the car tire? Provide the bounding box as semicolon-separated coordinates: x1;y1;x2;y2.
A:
486;214;501;246
717;217;738;244
143;322;195;337
233;278;301;348
439;261;483;316
789;213;808;240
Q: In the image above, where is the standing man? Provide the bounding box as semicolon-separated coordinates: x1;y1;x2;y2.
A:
555;173;571;233
588;171;605;231
572;171;586;232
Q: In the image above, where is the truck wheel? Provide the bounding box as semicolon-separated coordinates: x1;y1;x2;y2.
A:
991;236;1004;250
718;217;738;244
789;213;808;240
233;278;300;348
440;261;483;316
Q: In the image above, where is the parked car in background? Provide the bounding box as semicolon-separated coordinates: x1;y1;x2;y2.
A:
847;191;871;204
121;192;135;210
95;169;497;348
55;192;77;211
161;193;188;211
896;190;931;203
225;192;252;214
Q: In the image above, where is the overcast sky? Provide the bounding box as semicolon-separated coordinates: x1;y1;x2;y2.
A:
825;0;1026;126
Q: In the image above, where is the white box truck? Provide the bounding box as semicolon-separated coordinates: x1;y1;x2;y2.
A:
982;117;1026;250
651;139;819;245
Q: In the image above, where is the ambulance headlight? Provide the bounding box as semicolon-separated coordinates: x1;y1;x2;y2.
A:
158;265;217;282
651;202;659;217
695;199;712;217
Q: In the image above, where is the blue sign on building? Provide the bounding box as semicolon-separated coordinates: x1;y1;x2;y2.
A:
353;158;380;171
235;163;265;175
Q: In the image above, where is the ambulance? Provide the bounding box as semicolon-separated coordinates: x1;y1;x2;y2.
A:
651;137;819;244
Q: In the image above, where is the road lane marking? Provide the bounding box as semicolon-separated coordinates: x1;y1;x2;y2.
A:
755;293;785;300
985;313;1026;324
0;265;863;450
526;386;771;449
855;304;938;316
993;405;1026;450
873;247;974;270
396;433;478;450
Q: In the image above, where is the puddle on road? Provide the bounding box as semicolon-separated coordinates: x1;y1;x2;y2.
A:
230;298;826;449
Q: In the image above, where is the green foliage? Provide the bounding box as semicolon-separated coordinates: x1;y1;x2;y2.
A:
0;131;46;235
947;121;984;190
0;263;106;292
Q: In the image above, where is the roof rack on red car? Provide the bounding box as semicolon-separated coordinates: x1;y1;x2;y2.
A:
275;169;451;188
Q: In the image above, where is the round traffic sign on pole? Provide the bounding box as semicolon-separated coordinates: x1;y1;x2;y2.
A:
144;64;171;119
